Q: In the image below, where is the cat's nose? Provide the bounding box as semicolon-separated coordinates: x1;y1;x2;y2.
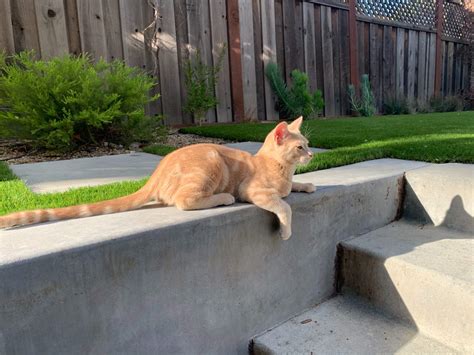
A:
308;151;313;158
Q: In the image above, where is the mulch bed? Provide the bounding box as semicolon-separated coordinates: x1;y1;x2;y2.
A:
0;130;232;165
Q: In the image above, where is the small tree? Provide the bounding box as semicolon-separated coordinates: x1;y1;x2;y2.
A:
183;46;226;125
348;74;376;117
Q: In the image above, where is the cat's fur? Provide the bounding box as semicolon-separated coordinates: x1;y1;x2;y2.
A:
0;117;315;239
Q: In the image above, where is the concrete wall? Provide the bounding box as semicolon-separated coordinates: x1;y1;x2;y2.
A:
0;169;406;354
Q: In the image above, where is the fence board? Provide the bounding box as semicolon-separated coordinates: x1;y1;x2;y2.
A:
77;0;107;59
238;0;258;120
406;30;417;99
369;23;382;111
0;0;15;54
173;0;190;124
454;43;462;93
396;27;405;97
446;41;454;95
303;2;317;91
427;33;436;98
102;0;123;61
34;0;69;59
382;26;394;101
156;0;182;125
10;0;41;55
332;9;341;116
314;4;324;92
274;0;285;76
251;0;265;120
282;0;298;81
441;40;446;95
417;31;427;102
321;5;335;116
339;10;349;115
261;0;279;121
210;0;233;122
294;0;305;72
64;0;81;56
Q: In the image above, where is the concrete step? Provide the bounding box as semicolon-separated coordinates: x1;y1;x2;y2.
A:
339;221;474;353
251;295;456;354
403;163;473;233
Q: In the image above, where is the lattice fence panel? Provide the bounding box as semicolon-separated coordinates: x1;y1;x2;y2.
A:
356;0;437;29
443;0;471;40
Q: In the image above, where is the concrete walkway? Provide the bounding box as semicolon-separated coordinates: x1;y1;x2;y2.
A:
10;142;327;193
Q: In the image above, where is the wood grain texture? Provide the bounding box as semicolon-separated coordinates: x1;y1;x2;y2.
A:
282;0;297;81
119;0;146;69
238;0;258;120
396;27;405;97
427;33;436;98
0;0;15;54
102;0;123;61
77;0;107;59
10;0;41;55
34;0;69;58
303;1;316;91
321;5;334;116
382;26;395;101
406;30;417;99
252;0;265;120
261;0;279;121
332;8;341;116
417;31;427;102
210;0;233;122
64;0;81;55
446;41;454;95
314;4;324;92
157;0;182;125
339;10;349;115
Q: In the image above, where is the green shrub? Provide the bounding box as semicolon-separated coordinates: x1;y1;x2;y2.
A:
183;46;226;125
265;62;324;119
429;95;464;112
383;94;411;115
0;51;160;151
348;74;376;117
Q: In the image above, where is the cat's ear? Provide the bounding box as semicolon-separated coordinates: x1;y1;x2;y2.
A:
288;116;303;131
274;122;289;145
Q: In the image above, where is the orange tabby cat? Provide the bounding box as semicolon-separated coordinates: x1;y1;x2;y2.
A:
0;116;315;239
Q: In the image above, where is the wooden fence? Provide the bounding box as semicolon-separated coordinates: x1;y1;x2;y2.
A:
0;0;472;125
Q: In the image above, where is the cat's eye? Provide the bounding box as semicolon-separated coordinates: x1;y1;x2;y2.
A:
297;146;303;150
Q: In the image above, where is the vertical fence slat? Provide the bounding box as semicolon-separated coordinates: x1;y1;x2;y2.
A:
64;0;81;56
282;0;297;81
238;0;258;120
10;0;41;55
339;10;349;115
0;0;15;54
446;41;454;95
417;31;427;103
321;5;334;116
77;0;107;59
303;2;316;92
382;26;394;102
406;30;417;99
210;0;233;122
441;40;446;95
369;23;381;111
102;0;123;61
314;4;324;92
348;0;359;88
34;0;70;59
357;21;365;79
332;9;341;116
156;0;182;125
294;0;305;72
261;0;279;121
251;0;265;120
427;33;436;98
454;43;462;94
396;28;405;98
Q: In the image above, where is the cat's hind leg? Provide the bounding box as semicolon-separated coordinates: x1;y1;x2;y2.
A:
174;192;235;211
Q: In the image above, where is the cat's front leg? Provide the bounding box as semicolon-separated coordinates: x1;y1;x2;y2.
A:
247;193;292;240
292;182;316;193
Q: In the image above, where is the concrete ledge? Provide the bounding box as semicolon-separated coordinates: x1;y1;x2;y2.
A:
0;160;426;354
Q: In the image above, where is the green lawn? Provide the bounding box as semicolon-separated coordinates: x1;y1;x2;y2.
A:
1;111;472;216
0;165;145;216
181;111;474;173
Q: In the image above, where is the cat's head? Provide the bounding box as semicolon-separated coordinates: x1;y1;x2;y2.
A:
268;116;313;165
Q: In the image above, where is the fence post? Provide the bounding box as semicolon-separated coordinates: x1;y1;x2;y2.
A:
348;0;359;88
434;0;444;96
227;0;245;122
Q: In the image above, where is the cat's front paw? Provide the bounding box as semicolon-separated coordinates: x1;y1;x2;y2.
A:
303;183;316;193
279;226;292;240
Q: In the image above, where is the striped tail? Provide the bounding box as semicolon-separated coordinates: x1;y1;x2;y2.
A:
0;182;156;229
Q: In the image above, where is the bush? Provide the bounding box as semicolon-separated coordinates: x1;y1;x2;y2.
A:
0;51;160;151
383;94;411;115
348;74;376;117
265;62;324;119
183;46;226;125
429;95;465;112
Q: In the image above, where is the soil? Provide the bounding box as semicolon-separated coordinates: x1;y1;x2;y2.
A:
0;129;233;165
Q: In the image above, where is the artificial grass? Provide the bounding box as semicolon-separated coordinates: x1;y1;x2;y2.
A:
0;177;146;216
181;111;474;170
142;144;176;156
